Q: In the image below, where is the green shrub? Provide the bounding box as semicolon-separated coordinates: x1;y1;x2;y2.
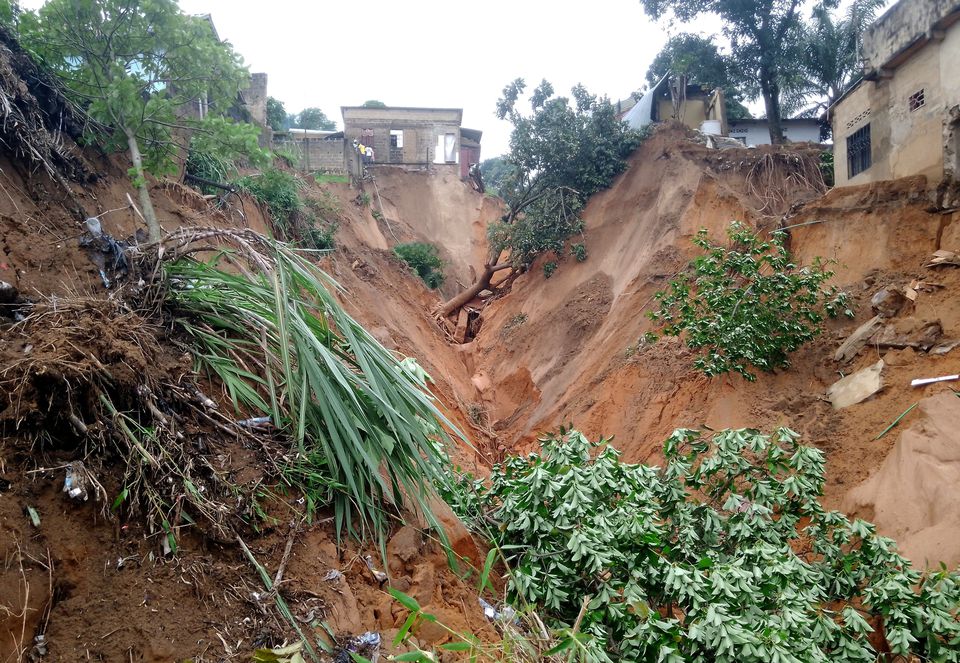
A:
570;242;587;262
186;117;269;191
444;427;960;662
394;242;444;289
543;260;558;278
236;167;304;226
820;150;835;187
649;222;851;380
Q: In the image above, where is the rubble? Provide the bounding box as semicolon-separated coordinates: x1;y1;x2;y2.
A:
827;360;884;409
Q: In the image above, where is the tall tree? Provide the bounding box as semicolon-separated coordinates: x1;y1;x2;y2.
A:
362;100;387;108
21;0;248;240
792;0;886;119
438;80;642;317
266;96;287;131
479;156;516;196
640;0;806;143
293;107;337;131
646;33;752;120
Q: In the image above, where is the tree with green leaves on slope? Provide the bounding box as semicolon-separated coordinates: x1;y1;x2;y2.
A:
640;0;806;144
646;33;752;120
20;0;249;241
437;79;642;317
292;107;337;131
266;96;287;132
791;0;887;120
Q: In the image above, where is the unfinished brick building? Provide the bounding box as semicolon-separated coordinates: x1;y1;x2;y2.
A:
341;106;481;178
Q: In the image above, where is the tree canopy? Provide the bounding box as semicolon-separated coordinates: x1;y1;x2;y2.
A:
646;33;752;120
362;99;387;108
479;156;516;196
439;79;642;317
20;0;249;240
640;0;807;143
292;107;337;131
266;96;287;131
791;0;887;120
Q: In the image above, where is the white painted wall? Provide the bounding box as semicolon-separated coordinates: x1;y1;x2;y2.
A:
727;122;822;146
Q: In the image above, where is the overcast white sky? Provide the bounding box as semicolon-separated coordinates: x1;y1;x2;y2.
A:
27;0;886;156
146;0;728;157
164;0;718;157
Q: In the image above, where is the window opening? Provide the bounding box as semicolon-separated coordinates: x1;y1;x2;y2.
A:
909;89;925;112
847;123;871;178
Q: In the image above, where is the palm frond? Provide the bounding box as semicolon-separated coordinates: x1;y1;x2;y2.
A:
158;228;461;545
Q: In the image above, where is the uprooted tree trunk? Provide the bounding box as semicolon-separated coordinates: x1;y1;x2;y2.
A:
437;252;512;318
124;126;163;242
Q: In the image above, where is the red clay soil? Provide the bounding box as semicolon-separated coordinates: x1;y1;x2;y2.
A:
6;115;960;663
0;159;494;660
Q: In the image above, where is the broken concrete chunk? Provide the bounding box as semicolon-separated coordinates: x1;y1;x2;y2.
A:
931;339;960;355
870;286;908;318
835;315;884;362
925;250;960;268
875;318;943;351
827;360;884;409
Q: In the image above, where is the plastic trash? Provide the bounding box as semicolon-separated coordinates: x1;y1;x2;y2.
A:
237;416;271;429
363;555;387;584
63;463;88;501
323;569;343;582
84;217;103;236
335;632;382;663
479;597;519;624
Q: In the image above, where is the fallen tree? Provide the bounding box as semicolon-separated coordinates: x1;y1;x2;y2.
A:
438;79;643;318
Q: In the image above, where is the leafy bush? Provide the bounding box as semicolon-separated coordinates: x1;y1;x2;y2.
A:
571;242;587;262
543;261;558;278
444;427;960;662
649;222;851;380
185;118;269;192
820;150;835;187
237;167;304;225
394;242;444;289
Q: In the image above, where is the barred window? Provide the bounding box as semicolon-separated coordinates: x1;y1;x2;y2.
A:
909;89;925;112
847;124;871;178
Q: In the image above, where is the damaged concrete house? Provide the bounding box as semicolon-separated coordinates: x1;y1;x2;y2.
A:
341;105;482;179
621;75;821;146
271;105;483;181
830;0;960;197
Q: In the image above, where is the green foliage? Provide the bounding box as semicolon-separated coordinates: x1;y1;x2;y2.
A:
646;33;752;121
479;156;516;196
292;107;336;131
820;150;835;187
543;261;558;279
570;242;587;262
446;427;960;662
639;0;806;141
21;0;248;177
237;168;338;250
186;116;269;186
266;96;287;132
362;100;387;108
357;191;372;207
163;231;456;542
314;172;349;184
649;223;850;380
488;187;584;268
792;0;888;119
237;167;305;226
394;242;445;289
491;79;643;273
